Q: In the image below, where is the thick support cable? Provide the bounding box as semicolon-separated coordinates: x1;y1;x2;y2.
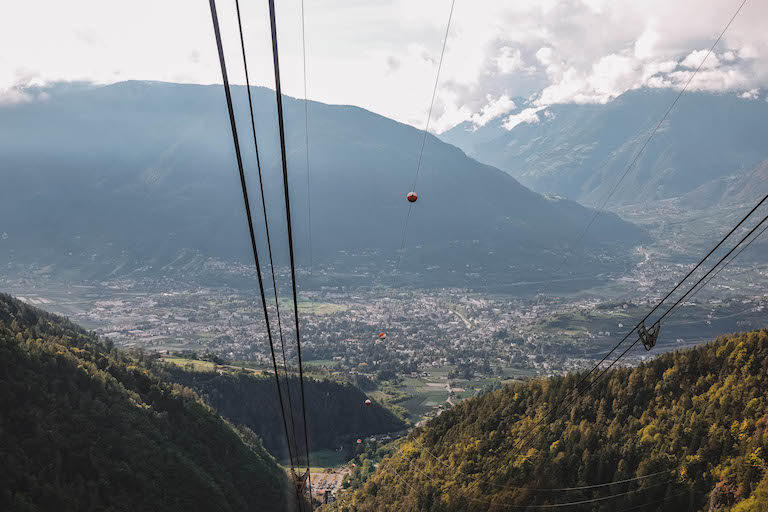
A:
387;458;674;511
666;221;768;318
509;191;768;459
233;0;300;465
554;211;768;442
496;193;768;488
267;0;313;507
207;0;300;488
422;211;768;505
514;210;768;462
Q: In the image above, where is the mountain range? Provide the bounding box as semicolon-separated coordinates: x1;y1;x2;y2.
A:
441;89;768;211
0;81;644;289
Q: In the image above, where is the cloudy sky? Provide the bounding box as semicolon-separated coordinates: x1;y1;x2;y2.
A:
1;0;765;132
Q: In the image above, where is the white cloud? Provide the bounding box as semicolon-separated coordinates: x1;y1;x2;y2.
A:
0;76;51;105
496;47;535;74
502;106;545;130
680;49;720;69
469;94;516;128
0;87;31;105
652;60;680;74
667;66;751;92
738;45;760;60
534;52;645;106
633;27;660;59
536;47;556;66
740;88;759;99
2;0;768;134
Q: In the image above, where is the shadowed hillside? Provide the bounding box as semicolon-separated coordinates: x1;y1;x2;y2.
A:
165;366;406;461
0;293;300;512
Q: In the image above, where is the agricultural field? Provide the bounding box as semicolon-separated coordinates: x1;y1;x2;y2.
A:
304;359;342;368
162;356;219;372
372;365;537;422
279;299;348;316
161;356;267;376
279;449;350;472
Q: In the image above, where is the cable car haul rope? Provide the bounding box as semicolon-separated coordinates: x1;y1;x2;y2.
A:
208;0;314;509
396;0;456;271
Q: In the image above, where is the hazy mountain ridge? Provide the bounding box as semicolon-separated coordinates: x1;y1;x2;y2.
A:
680;158;768;210
336;327;768;511
441;89;768;211
0;80;644;288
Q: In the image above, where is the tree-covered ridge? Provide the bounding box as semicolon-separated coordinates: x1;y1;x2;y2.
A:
337;328;768;511
0;293;299;512
165;366;407;459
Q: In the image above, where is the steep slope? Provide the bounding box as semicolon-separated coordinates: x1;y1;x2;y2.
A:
164;367;406;460
441;89;768;210
337;328;768;511
0;81;643;287
680;158;768;210
0;293;300;512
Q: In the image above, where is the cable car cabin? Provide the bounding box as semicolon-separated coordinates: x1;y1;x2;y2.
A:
378;332;387;340
407;191;418;203
356;438;362;444
364;399;372;406
638;322;660;351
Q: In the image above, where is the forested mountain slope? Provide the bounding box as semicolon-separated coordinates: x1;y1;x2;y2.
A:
165;367;406;459
0;294;299;512
338;328;768;511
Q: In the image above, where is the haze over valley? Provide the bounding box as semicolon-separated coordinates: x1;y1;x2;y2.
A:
2;81;767;427
3;1;768;508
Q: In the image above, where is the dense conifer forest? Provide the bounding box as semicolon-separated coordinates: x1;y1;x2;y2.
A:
0;294;300;512
335;328;768;511
165;366;406;459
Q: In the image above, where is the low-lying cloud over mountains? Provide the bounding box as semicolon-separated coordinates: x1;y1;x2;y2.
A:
2;1;766;135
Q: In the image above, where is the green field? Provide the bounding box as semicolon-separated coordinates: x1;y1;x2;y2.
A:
304;359;341;368
371;365;539;421
161;356;267;376
162;356;218;372
280;449;349;470
278;299;347;316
